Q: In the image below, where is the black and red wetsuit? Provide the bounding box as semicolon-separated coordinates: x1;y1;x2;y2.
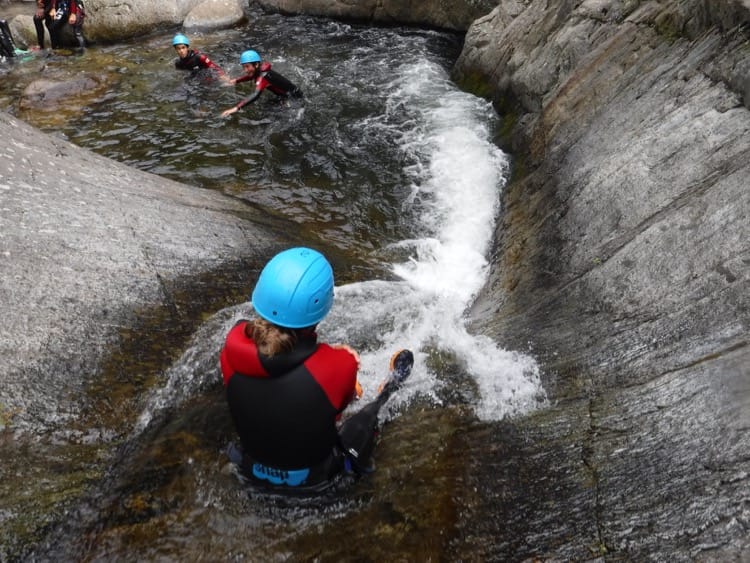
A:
35;0;86;50
233;62;303;111
174;49;225;78
220;320;358;488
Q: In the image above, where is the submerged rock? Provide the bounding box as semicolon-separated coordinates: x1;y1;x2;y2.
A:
19;75;103;109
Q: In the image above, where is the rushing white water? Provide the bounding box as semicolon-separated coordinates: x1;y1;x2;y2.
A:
327;60;545;421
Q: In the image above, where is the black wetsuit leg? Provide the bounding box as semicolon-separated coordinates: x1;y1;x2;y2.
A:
72;0;85;50
337;401;381;472
47;0;70;49
72;20;85;50
33;14;47;49
0;20;17;57
337;355;411;474
47;18;61;49
337;382;401;473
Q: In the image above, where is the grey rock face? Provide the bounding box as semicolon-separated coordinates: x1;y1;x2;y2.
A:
8;0;247;44
252;0;498;31
183;0;247;31
0;112;271;434
453;0;750;559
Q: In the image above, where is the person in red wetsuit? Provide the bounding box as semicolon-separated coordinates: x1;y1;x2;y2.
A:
220;247;413;492
220;49;303;118
172;33;228;83
39;0;86;51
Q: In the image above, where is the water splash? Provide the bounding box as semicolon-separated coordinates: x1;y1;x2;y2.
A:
331;59;545;421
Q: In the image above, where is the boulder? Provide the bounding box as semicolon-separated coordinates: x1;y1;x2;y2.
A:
253;0;497;31
8;0;247;44
183;0;247;30
0;111;273;436
19;75;103;109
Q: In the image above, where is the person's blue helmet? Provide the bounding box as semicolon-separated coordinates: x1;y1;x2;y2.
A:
172;34;190;47
252;247;334;329
239;50;261;65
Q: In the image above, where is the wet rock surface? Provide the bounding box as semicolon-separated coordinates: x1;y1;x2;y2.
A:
456;0;750;559
0;108;289;558
0;111;277;434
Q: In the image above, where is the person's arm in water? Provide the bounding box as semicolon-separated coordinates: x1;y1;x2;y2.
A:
197;52;223;73
229;73;254;86
221;86;263;117
200;54;231;85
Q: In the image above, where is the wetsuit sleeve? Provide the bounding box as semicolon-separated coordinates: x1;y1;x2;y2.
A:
265;70;302;97
220;321;267;385
235;74;271;110
198;53;224;74
235;88;262;110
303;344;359;413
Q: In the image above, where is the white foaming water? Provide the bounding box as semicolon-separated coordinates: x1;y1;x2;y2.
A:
330;60;545;421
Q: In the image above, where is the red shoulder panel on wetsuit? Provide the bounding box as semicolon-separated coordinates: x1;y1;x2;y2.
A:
220;321;267;385
303;344;358;412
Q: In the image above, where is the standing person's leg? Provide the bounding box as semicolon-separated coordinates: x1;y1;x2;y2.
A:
71;20;84;51
33;14;46;49
48;0;69;49
47;16;62;49
71;0;85;51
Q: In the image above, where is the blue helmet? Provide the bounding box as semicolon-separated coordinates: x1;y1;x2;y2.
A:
252;247;334;329
239;50;261;65
172;34;190;47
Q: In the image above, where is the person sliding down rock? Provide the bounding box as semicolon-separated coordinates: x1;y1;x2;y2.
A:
220;246;413;492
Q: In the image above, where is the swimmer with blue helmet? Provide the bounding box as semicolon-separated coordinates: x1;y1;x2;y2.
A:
172;33;229;83
220;49;303;117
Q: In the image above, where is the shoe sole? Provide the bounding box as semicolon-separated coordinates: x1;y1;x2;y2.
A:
378;349;414;395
